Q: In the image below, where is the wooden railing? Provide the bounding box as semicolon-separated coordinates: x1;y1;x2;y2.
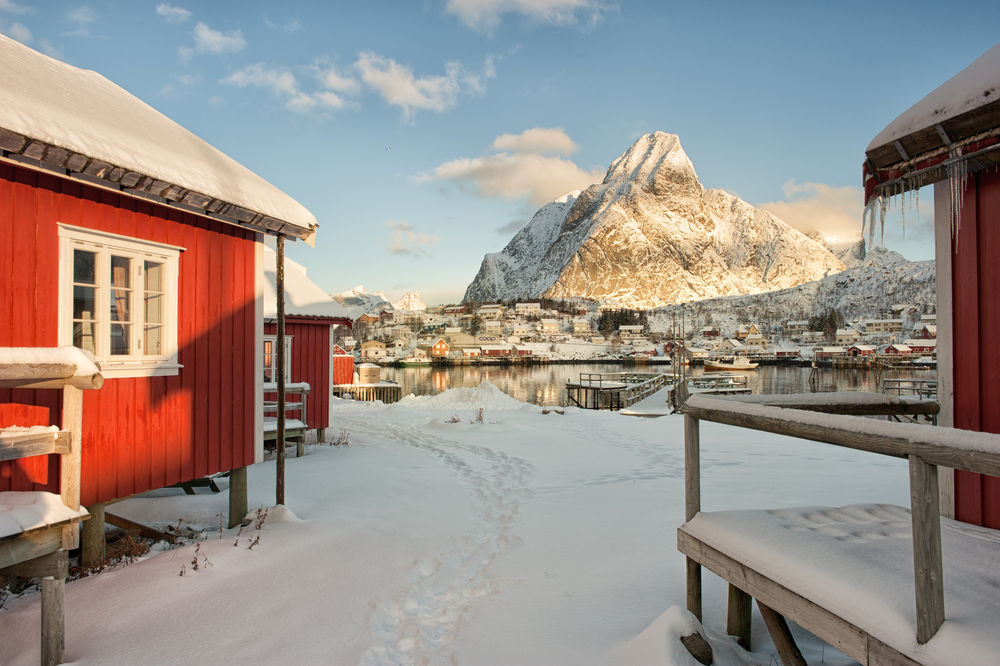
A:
0;347;103;666
679;392;999;649
263;381;309;457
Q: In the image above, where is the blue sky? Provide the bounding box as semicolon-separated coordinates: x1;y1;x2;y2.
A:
3;1;998;305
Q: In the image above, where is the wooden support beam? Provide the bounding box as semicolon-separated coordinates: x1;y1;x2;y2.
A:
727;584;752;649
40;575;65;666
61;386;83;550
1;549;68;579
686;557;702;622
0;526;64;570
80;502;106;568
909;455;945;643
684;414;702;621
104;512;177;544
0;430;69;461
229;465;248;529
757;601;806;666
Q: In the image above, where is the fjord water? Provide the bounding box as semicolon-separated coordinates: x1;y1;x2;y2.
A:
380;363;937;407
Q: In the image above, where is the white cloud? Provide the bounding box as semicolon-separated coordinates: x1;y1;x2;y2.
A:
6;20;30;42
492;127;577;155
426;151;603;206
446;0;609;31
264;16;302;33
68;6;95;24
182;21;245;59
156;3;192;24
0;0;33;15
317;63;361;95
353;52;496;120
757;180;866;245
39;38;62;59
222;63;349;113
386;221;439;256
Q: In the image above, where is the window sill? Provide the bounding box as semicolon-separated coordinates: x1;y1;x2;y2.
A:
99;362;183;379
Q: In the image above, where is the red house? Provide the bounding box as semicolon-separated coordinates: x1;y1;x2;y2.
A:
863;42;1000;528
0;36;317;530
261;246;351;442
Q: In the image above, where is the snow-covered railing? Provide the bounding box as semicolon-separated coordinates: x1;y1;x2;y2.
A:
679;392;999;658
0;346;104;666
263;381;309;457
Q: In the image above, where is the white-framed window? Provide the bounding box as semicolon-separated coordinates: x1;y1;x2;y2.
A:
263;335;292;383
58;224;183;378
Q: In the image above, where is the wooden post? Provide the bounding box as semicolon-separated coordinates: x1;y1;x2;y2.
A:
316;427;326;444
80;502;106;568
684;414;702;620
228;465;248;529
909;454;945;643
60;385;83;550
757;601;806;665
276;235;286;506
727;584;752;649
39;550;68;666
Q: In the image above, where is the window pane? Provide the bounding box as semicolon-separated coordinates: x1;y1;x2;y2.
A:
110;255;131;288
110;323;130;355
145;261;163;291
74;250;96;283
73;321;96;354
73;285;96;320
144;324;162;355
145;293;163;325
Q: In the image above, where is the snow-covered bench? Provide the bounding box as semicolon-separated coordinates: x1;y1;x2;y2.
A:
263;381;310;456
679;392;1000;665
0;347;103;666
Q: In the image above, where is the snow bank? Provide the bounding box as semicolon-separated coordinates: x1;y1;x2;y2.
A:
396;381;530;411
0;491;88;538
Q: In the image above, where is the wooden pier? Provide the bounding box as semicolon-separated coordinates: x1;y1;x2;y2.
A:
332;382;403;404
565;372;668;410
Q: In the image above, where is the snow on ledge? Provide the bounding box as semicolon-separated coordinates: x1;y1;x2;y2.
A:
0;491;88;539
0;345;101;378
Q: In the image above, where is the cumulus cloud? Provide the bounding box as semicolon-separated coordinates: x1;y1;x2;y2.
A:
757;180;865;245
156;3;192;24
0;0;33;14
180;21;245;59
446;0;609;31
493;127;577;155
425;151;603;206
355;51;495;120
386;221;439;256
222;63;351;113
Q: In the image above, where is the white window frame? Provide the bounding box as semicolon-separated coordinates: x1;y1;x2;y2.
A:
58;224;183;378
263;334;293;383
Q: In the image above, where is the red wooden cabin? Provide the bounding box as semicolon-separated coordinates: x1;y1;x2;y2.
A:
864;42;1000;527
0;36;317;524
261;246;351;441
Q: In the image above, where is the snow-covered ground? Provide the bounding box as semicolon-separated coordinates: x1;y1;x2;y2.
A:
0;383;912;665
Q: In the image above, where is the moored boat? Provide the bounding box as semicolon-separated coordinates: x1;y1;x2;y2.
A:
704;356;758;371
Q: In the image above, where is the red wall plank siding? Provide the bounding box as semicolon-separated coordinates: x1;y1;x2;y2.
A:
0;163;257;506
264;319;331;430
953;168;1000;528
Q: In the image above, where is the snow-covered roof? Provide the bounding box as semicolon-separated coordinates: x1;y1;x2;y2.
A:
0;34;317;243
262;246;350;321
864;42;1000;205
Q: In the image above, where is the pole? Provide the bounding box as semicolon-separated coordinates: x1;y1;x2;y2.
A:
276;235;286;506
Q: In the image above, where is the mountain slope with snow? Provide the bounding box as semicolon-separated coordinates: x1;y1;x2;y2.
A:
332;285;393;318
464;132;845;308
393;290;427;312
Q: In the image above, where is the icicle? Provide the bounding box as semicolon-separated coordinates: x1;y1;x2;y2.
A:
879;193;887;248
947;155;968;239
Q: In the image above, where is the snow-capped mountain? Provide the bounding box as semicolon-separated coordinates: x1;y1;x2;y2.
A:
649;245;935;333
331;285;393;319
393;290;427;312
463;132;845;308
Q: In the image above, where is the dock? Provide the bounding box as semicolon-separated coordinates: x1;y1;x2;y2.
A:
565;372;669;410
332;382;403;403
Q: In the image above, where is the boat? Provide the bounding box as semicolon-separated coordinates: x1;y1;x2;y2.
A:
704;356;758;372
398;356;431;367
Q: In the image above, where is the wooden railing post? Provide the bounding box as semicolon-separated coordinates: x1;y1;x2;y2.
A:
909;454;944;643
684;414;702;620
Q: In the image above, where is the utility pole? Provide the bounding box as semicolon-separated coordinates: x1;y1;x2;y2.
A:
276;235;286;506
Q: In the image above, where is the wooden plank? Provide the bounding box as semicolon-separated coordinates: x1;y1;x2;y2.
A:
0;526;63;570
757;601;806;666
684;415;700;521
1;549;67;579
40;574;65;666
0;430;67;461
909;455;945;643
727;583;752;649
725;392;939;416
682;395;1000;477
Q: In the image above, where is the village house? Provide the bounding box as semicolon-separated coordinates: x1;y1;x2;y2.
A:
800;330;825;344
785;320;810;336
360;340;387;359
719;338;745;353
813;345;846;360
744;332;767;349
846;344;877;357
700;325;721;338
514;302;541;316
511;323;533;338
835;327;863;345
442;305;467;316
477;304;504;320
480;343;513;357
882;343;913;357
864;318;904;335
0;30;321;587
572;318;591;336
619;324;645;341
462;347;481;357
482;319;503;334
903;338;937;355
539;319;560;336
356;312;380;325
914;322;937;339
430;338;450;357
735;323;760;341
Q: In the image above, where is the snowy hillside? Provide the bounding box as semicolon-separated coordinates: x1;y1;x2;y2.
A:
649;246;935;333
332;285;393;318
464;132;845;308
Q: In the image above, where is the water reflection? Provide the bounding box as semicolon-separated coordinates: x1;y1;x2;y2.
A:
380;363;937;407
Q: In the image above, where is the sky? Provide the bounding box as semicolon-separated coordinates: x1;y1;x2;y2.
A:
2;1;998;305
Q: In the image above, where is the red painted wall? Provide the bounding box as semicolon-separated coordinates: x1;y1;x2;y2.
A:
952;168;1000;528
333;355;354;385
264;319;330;430
0;163;258;506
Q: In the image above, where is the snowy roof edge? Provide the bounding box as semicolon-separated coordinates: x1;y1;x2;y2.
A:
0;34;317;244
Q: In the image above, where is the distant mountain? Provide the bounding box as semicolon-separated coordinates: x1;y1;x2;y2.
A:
393;290;427;312
331;285;393;319
650;245;935;333
463;132;845;309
